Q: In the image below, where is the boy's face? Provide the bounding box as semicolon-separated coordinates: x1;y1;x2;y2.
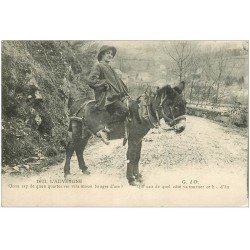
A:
101;50;114;63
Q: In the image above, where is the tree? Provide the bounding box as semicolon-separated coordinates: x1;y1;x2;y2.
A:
202;48;236;106
242;41;248;53
163;41;198;83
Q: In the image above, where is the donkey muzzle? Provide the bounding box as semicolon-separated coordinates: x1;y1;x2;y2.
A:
173;116;186;133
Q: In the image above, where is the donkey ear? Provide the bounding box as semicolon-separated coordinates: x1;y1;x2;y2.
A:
165;85;174;95
156;86;161;95
174;81;185;94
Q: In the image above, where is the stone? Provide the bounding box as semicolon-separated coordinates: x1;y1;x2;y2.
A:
35;114;42;125
26;156;40;163
35;90;43;100
12;166;20;172
27;77;39;89
22;164;30;170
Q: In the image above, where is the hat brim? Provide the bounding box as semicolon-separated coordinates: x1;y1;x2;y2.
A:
97;46;117;61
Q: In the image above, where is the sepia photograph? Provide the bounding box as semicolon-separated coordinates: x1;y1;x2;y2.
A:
1;40;248;206
1;1;250;250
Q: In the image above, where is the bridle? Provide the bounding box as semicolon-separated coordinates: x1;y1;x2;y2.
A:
154;92;186;128
159;104;186;127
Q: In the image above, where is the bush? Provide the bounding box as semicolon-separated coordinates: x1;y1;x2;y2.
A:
230;104;248;127
45;147;58;157
1;41;97;166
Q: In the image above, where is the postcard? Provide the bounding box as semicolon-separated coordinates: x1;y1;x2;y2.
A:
1;40;248;206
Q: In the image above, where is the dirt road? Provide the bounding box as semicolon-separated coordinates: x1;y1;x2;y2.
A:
2;116;248;206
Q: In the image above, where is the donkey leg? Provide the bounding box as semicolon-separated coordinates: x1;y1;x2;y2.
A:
64;120;82;177
64;139;75;177
132;140;144;182
75;130;91;175
126;139;142;186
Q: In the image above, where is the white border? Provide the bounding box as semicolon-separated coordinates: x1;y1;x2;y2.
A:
0;0;249;40
1;1;249;250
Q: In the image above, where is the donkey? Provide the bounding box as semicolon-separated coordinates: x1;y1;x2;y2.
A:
64;82;187;186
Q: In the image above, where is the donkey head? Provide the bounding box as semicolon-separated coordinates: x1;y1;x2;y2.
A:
155;81;187;133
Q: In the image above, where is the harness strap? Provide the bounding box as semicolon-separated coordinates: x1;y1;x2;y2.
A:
162;112;186;126
138;93;160;129
146;105;160;128
70;100;95;123
125;96;132;117
173;115;186;123
155;109;160;125
138;92;186;129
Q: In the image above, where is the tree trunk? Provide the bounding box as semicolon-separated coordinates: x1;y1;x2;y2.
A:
215;81;220;105
189;80;195;104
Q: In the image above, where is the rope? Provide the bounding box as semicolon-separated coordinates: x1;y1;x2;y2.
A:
70;100;95;123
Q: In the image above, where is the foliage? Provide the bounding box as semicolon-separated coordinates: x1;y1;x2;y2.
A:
2;41;97;166
229;102;248;127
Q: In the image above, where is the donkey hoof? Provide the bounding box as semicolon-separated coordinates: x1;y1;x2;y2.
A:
135;175;144;183
82;169;91;175
128;179;138;186
64;172;70;178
